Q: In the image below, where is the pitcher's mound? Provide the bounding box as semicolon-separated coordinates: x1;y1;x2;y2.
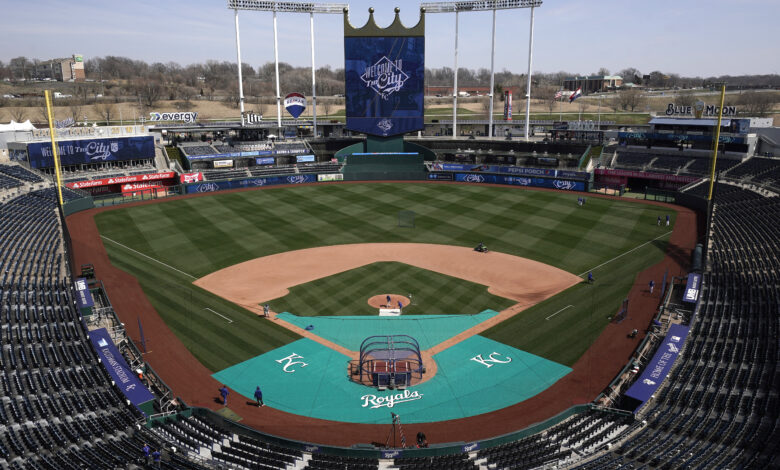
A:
368;294;411;309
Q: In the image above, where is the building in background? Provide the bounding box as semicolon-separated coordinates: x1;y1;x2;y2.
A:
32;54;85;82
564;75;623;94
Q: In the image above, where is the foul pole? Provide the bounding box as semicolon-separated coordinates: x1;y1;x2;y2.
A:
43;90;64;207
524;4;535;140
707;84;727;201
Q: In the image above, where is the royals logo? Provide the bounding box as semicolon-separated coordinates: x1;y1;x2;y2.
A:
463;174;485;183
286;175;308;185
196;183;219;193
361;56;409;100
553;180;577;190
361;389;423;409
643;379;656;386
377;119;393;132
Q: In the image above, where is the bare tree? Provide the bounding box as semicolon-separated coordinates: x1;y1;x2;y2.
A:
480;97;491;118
136;80;163;108
618;89;644;112
95;101;116;125
69;104;84;122
737;91;775;116
9;107;26;122
321;98;333;117
38;104;53;125
676;91;696;108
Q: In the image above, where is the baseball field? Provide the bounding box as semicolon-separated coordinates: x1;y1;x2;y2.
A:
93;182;676;374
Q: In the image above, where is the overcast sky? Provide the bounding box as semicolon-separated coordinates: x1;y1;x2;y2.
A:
2;0;778;77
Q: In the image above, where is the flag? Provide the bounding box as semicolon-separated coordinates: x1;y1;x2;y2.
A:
569;87;582;102
554;90;563;100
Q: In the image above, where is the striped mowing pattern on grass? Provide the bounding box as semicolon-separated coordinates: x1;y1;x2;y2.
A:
95;183;675;369
269;262;516;317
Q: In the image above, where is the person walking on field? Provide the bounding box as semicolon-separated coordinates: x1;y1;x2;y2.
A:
219;385;229;406
254;386;264;407
657;216;661;226
666;214;670;226
649;280;655;294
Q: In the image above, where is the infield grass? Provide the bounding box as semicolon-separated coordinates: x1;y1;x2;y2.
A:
95;183;675;370
268;261;517;316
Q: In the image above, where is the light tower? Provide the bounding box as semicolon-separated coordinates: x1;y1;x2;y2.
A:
420;0;541;140
227;0;347;135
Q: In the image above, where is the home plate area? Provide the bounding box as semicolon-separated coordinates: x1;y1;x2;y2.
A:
212;335;571;424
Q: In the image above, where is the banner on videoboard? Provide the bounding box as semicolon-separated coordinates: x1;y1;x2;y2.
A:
88;328;155;410
296;155;315;163
256;157;275;165
317;174;344;182
213;160;233;168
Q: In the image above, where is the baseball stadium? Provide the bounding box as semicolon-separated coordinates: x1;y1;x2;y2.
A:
0;1;779;470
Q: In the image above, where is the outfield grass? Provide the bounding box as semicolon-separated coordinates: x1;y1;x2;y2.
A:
269;262;517;317
95;183;675;369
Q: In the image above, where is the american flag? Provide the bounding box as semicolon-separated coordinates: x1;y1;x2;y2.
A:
554;90;563;100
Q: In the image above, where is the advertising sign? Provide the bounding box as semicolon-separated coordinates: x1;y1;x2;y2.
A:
683;272;702;303
256;157;275;165
148;111;198;123
430;163;589;181
27;136;155;169
73;278;94;309
503;91;512;121
213;160;234;168
66;171;175;189
179;172;203;184
317;174;344;182
121;182;162;192
454;173;586;191
344;36;425;136
296;155;316;163
625;324;690;406
186;174;317;193
284;93;307;119
88;328;155;410
595;168;700;184
665;101;737;117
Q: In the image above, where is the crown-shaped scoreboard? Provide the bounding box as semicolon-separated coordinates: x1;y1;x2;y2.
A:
344;7;425;138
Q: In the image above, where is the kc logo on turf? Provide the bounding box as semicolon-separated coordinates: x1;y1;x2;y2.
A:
470;352;512;368
276;353;308;373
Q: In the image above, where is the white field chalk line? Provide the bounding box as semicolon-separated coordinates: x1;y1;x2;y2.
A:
101;236;197;280
204;308;233;323
546;305;573;321
578;231;673;278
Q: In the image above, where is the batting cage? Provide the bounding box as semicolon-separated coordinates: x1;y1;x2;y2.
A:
354;335;424;389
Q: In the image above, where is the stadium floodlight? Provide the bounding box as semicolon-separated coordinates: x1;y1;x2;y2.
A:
420;0;541;140
227;1;347;135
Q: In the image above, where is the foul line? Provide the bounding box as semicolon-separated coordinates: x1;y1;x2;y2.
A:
100;235;197;280
204;307;233;323
578;231;673;277
546;305;573;321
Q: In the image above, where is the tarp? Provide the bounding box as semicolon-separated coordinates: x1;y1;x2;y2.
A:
88;328;155;411
0;120;36;132
625;324;690;406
